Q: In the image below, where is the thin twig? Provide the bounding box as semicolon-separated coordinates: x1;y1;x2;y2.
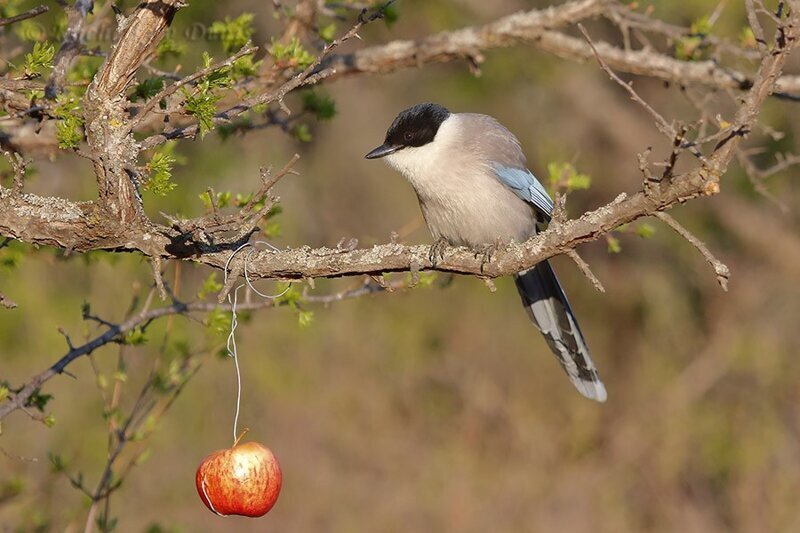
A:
0;293;16;309
736;149;790;214
46;1;92;99
2;149;26;193
130;45;258;131
242;153;300;214
654;212;730;290
0;5;48;27
0;277;403;421
150;256;168;301
577;23;675;139
567;250;606;293
140;2;392;149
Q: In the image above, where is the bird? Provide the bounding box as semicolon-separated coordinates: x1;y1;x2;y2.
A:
365;103;607;402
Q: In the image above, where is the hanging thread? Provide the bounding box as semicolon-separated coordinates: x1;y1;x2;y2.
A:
223;241;292;443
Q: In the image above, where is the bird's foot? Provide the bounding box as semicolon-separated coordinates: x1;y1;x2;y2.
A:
429;238;449;267
473;243;499;272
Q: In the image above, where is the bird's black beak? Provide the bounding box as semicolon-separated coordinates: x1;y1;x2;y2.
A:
365;143;399;159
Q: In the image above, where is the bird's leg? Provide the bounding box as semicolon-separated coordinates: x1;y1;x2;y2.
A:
429;238;450;267
473;242;500;273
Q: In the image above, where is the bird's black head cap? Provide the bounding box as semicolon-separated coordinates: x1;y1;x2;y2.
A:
365;103;450;159
385;103;450;148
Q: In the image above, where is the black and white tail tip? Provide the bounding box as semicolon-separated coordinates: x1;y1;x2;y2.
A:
514;262;607;403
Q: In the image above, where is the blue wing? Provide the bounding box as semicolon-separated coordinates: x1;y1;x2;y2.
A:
491;163;554;217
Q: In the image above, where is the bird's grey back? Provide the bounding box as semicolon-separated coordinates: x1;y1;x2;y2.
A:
457;113;529;171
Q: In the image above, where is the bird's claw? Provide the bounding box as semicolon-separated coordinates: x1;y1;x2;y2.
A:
473;243;499;272
429;238;449;267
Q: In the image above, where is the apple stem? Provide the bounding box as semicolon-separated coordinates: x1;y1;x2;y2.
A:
233;427;249;447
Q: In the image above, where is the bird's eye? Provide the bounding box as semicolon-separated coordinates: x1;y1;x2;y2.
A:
403;131;414;142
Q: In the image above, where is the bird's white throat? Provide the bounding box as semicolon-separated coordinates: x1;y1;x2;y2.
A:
383;114;460;192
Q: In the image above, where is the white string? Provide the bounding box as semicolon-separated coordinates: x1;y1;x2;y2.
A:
223;241;293;442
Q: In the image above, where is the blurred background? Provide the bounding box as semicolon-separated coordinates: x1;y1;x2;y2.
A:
1;0;799;531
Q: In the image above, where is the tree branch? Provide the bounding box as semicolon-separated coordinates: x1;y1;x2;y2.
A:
0;5;48;28
45;1;93;99
654;212;731;291
0;277;401;421
322;0;800;98
139;5;381;149
321;0;609;79
83;0;185;223
5;0;795;286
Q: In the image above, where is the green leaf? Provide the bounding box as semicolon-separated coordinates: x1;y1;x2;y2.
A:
179;55;234;139
607;235;622;254
231;55;261;79
48;452;68;472
199;191;212;209
67;57;102;86
635;223;656;239
209;13;255;55
198;190;233;210
298;309;314;328
197;273;223;299
21;41;55;77
217;191;231;208
302;90;337;121
205;309;232;341
53;96;84;149
183;89;222;138
319;23;337;43
131;78;165;102
123;327;147;346
676;17;712;61
547;161;591;192
292;123;312;142
268;37;315;68
0;385;8;403
156;36;187;61
135;448;152;466
0;243;23;270
263;220;282;238
143;144;179;197
740;27;757;49
675;36;705;61
382;4;399;27
417;272;438;287
25;388;52;412
690;15;712;36
275;284;302;307
234;192;252;208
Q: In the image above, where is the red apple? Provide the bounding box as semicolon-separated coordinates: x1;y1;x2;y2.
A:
195;440;282;517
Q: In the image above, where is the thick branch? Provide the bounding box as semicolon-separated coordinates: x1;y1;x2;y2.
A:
83;0;184;223
2;0;796;282
322;0;609;78
323;0;800;98
90;0;182;99
0;175;742;280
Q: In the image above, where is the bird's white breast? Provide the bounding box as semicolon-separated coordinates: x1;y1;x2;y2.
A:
384;114;536;246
